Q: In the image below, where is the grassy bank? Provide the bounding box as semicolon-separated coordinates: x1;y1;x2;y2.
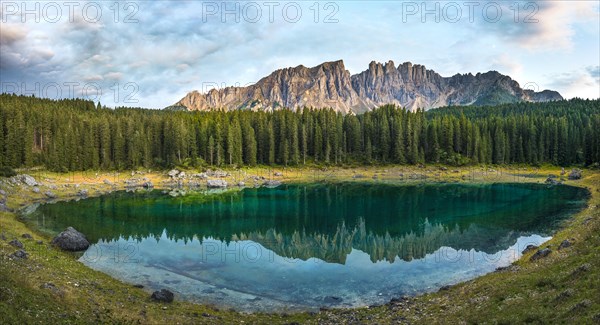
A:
0;166;598;324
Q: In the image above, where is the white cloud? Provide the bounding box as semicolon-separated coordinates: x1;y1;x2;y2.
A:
104;72;123;80
548;68;600;99
0;1;598;107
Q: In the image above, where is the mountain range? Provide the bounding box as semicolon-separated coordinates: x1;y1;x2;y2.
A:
170;60;563;113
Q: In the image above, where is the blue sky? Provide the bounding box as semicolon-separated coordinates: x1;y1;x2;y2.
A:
1;0;599;108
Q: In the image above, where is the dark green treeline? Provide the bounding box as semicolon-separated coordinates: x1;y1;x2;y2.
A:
0;94;599;171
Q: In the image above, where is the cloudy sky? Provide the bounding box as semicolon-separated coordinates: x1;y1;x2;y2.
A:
1;0;599;108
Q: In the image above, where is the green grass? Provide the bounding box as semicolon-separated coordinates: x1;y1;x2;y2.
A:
0;166;599;324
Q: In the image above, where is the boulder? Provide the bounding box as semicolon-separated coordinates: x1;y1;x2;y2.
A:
274;172;283;176
571;263;591;277
20;174;38;187
10;249;28;259
207;179;228;188
555;288;575;301
206;170;229;178
21;233;32;239
192;173;208;179
522;244;538;255
0;203;11;212
103;179;114;185
51;227;90;251
530;248;552;261
237;182;245;187
188;181;201;187
263;180;282;188
124;178;142;187
142;181;153;189
545;177;561;185
167;169;180;178
151;289;174;303
44;191;57;199
568;169;582;180
32;187;40;193
77;189;89;197
9;239;23;249
558;239;572;250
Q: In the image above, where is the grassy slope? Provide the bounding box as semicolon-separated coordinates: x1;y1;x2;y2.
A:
0;167;598;324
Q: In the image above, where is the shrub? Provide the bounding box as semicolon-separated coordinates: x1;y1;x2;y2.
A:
0;166;17;177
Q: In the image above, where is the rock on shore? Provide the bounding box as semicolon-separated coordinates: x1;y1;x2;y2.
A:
51;227;90;251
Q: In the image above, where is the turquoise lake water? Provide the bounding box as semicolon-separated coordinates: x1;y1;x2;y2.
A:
23;182;589;312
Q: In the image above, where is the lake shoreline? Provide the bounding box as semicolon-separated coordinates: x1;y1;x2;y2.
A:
1;166;598;323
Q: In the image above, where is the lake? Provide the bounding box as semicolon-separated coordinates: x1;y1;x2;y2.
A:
23;182;589;312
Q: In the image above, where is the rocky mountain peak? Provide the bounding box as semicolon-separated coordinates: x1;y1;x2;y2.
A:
171;59;563;113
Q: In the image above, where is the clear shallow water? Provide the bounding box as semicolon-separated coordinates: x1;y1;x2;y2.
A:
23;182;589;312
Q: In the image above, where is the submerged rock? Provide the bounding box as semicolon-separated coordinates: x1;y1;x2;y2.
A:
51;227;90;251
438;285;452;291
151;289;174;303
168;189;186;197
323;296;343;304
